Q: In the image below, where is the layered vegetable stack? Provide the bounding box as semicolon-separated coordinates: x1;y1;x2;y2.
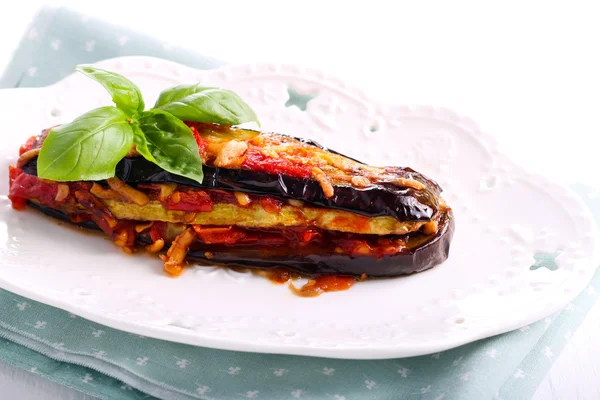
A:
8;66;454;280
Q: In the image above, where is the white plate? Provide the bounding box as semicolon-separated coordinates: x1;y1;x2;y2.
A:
0;56;598;359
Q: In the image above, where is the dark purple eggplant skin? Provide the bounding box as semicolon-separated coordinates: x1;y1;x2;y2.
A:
22;155;440;222
27;201;454;278
181;210;454;277
27;201;100;230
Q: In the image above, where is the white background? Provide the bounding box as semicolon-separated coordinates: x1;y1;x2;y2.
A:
0;1;598;399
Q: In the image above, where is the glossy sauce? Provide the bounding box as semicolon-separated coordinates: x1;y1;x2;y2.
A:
289;275;356;297
260;268;299;284
259;197;284;214
261;268;355;297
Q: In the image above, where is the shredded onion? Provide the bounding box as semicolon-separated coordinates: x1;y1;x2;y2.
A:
311;167;335;198
107;177;150;206
54;184;69;202
16;148;40;167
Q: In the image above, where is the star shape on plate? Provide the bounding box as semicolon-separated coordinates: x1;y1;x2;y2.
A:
530;251;561;271
285;88;316;111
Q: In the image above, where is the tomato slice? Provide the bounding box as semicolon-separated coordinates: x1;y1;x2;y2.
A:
19;136;37;155
8;169;58;210
242;147;312;179
193;226;246;244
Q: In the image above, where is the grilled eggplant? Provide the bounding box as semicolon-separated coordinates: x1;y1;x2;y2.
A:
10;123;454;281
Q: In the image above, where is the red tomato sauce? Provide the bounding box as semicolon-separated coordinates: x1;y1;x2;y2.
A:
290;275;356;297
263;268;297;284
19;136;37;155
189;124;210;160
259;197;284;214
165;190;213;213
187;122;314;178
259;268;355;297
242;147;312;179
185;225;405;258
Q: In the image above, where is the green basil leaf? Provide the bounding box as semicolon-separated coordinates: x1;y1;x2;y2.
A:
154;84;218;108
135;110;204;183
38;107;134;181
75;65;145;115
154;84;259;126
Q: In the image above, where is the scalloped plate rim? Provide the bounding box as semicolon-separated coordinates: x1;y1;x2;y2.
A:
0;56;597;359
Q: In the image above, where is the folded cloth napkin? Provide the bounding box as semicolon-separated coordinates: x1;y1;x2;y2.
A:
1;7;599;400
0;6;223;88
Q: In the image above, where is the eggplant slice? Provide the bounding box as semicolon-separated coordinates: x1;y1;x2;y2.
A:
21;124;441;222
27;201;454;277
11;123;455;279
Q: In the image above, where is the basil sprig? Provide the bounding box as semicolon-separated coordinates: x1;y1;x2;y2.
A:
74;66;144;116
37;65;259;184
154;84;260;127
38;107;134;181
134;110;204;184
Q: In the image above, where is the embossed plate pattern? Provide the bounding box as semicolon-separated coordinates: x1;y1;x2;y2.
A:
0;57;598;359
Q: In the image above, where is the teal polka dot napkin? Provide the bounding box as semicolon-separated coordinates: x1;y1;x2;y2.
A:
1;7;599;400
